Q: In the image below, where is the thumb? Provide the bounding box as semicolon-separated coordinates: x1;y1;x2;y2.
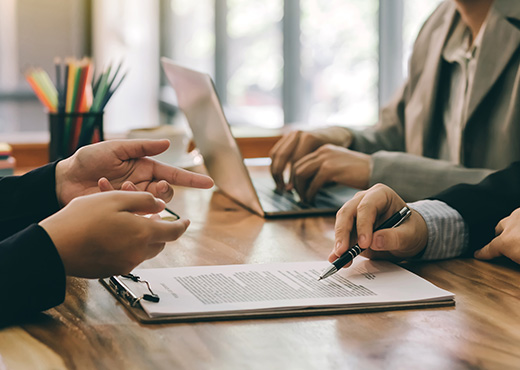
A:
369;229;401;252
109;191;166;214
115;139;171;160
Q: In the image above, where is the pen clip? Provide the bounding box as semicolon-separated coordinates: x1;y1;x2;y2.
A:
392;207;412;229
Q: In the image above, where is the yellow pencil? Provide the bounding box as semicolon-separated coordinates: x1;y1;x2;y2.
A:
34;68;58;109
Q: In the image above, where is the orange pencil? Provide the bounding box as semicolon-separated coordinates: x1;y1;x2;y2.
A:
25;74;57;112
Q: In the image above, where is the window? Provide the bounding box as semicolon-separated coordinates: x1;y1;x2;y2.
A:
0;0;89;134
162;0;444;130
300;0;378;127
0;0;444;134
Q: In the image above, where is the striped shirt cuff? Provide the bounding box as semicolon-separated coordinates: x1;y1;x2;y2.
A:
407;200;469;260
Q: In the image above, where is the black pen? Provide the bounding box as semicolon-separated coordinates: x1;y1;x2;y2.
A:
164;207;180;220
318;206;412;281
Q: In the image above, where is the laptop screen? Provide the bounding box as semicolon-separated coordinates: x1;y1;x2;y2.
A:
161;58;264;216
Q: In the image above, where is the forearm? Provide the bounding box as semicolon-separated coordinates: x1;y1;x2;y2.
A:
349;125;405;154
0;162;60;240
370;151;495;201
0;225;66;326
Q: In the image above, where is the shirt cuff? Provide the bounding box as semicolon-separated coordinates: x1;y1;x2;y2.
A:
407;200;469;260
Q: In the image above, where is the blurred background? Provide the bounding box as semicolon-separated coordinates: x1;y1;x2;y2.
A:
0;0;442;136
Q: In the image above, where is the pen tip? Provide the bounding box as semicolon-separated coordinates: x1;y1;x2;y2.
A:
318;276;323;281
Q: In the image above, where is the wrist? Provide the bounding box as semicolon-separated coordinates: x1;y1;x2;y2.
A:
55;158;72;207
408;210;429;258
39;216;73;275
332;126;353;147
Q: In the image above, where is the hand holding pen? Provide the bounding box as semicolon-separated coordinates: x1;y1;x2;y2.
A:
319;206;411;280
320;185;430;280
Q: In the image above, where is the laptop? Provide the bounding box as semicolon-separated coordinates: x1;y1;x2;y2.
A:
161;57;359;218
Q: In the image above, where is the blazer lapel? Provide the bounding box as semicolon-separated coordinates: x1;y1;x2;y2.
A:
466;4;520;123
405;8;456;155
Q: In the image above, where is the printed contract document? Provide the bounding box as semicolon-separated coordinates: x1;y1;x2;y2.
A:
105;257;454;321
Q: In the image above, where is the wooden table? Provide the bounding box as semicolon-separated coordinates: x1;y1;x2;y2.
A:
1;181;520;369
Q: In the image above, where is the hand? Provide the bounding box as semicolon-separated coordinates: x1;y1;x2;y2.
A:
474;208;520;264
292;145;371;203
55;139;214;206
330;184;428;267
39;191;190;278
269;127;353;191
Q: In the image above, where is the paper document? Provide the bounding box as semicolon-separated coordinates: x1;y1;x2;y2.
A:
118;257;454;319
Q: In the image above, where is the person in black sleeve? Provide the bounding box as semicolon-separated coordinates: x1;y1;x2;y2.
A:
0;139;213;325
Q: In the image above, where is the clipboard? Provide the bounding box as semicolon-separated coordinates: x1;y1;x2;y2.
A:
99;275;455;325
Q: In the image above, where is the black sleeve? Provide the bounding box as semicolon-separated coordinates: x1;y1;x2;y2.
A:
0;224;66;326
0;163;66;325
431;161;520;254
0;162;61;240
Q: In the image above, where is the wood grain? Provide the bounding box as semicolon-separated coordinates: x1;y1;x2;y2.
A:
1;173;520;369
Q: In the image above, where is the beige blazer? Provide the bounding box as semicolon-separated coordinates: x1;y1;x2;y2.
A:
350;0;520;201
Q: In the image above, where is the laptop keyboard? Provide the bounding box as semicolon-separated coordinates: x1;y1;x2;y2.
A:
252;179;307;211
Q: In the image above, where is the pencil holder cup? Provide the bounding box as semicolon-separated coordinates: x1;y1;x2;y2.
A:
48;112;104;162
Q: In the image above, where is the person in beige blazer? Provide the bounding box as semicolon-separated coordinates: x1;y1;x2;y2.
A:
270;0;520;202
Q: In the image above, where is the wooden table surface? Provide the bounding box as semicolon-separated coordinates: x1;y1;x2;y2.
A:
1;178;520;369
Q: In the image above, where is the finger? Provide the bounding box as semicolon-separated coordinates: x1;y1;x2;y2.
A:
269;132;292;156
474;238;504;260
290;132;320;162
292;156;321;201
270;132;301;189
156;180;174;202
333;192;364;258
98;177;115;192
112;139;171;160
152;161;214;189
139;181;175;203
121;181;139;191
353;202;379;250
290;150;318;189
495;218;506;236
368;229;401;252
138;180;174;202
109;191;166;214
148;218;191;242
304;164;333;203
353;186;399;249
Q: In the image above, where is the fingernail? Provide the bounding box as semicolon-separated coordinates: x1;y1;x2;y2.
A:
162;182;170;193
358;234;366;246
374;235;384;250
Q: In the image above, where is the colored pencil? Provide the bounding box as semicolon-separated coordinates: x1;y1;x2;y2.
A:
26;58;126;155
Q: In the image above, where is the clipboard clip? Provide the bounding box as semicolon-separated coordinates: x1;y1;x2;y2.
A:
109;273;160;307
